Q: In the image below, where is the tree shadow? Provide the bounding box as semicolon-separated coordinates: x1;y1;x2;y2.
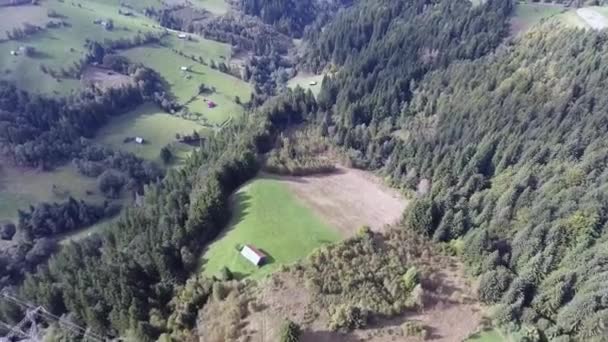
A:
197;190;252;270
29;50;52;59
258;167;345;184
138;44;179;102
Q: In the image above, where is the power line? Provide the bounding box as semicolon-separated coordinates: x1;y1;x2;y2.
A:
0;290;106;342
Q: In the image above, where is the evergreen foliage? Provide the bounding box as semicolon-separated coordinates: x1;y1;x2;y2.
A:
5;89;316;340
380;24;608;339
279;319;301;342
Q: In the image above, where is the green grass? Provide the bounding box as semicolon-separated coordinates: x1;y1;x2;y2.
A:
467;329;505;342
512;3;564;34
0;163;107;221
192;0;230;14
95;102;205;162
60;215;119;245
201;178;341;280
121;38;251;125
592;6;608;18
0;5;48;40
0;0;162;95
466;327;522;342
556;10;589;29
288;73;325;96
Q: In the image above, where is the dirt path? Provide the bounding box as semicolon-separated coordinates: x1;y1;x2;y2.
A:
263;167;408;237
577;8;608;30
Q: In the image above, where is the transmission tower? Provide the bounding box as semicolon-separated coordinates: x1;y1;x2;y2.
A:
0;289;106;342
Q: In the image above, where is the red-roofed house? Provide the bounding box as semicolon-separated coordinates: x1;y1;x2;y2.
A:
207;101;217;108
240;244;267;266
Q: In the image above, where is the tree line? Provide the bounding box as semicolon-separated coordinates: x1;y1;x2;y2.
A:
0;198;115;289
3;88;317;341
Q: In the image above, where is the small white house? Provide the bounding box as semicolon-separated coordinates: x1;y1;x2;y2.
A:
135;137;144;144
309;81;318;86
10;50;17;56
180;66;190;72
177;33;188;39
240;244;266;266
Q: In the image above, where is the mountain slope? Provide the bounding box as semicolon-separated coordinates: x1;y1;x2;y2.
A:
390;24;608;340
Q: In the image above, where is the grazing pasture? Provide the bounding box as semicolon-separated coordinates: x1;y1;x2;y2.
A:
0;5;48;40
81;66;133;89
201;178;340;280
0;0;162;95
94;103;205;162
510;2;589;36
0;163;106;221
288;73;324;96
510;3;563;35
269;167;408;236
192;0;230;14
120;39;251;125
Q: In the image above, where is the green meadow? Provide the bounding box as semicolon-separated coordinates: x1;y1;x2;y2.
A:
466;327;520;342
201;178;340;280
94;102;205;162
287;73;324;96
511;2;589;35
0;163;107;221
120;37;251;125
0;0;162;95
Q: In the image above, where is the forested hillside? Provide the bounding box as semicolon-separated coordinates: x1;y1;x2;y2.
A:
303;0;608;339
390;25;608;340
238;0;351;37
5;0;608;340
311;0;512;168
4;89;316;340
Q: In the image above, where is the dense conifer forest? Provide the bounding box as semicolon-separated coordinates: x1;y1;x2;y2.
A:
395;25;608;340
2;0;608;340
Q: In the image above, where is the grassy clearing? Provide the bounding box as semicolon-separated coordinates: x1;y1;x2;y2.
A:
201;178;340;280
0;163;106;221
557;10;589;29
121;38;251;125
511;3;564;35
94;102;205;162
466;326;521;342
591;5;608;18
0;0;162;95
467;329;505;342
192;0;229;15
60;215;120;245
0;5;49;40
288;73;324;96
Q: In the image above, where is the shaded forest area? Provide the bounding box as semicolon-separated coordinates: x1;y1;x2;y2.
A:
396;25;608;340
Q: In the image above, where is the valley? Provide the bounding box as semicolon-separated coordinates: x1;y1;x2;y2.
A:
1;0;608;341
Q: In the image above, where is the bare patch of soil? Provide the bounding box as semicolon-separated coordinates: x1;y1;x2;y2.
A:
81;66;133;89
215;256;482;342
577;8;608;30
263;167;408;237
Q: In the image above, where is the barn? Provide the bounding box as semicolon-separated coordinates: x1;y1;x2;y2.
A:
240;245;266;266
